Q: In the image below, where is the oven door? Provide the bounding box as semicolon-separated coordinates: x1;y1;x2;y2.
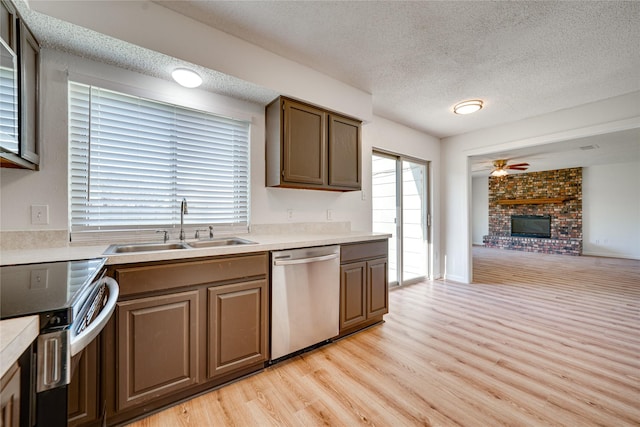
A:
36;276;119;393
35;276;118;427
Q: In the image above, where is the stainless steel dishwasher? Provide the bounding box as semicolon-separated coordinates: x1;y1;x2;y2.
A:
271;245;340;360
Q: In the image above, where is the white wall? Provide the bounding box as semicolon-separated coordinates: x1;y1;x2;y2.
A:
583;162;640;259
472;177;489;245
1;50;439;251
442;92;640;283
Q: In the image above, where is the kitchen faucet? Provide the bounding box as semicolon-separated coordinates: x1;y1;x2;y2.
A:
179;198;188;241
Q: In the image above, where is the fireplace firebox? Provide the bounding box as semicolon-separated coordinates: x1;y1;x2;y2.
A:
511;215;551;238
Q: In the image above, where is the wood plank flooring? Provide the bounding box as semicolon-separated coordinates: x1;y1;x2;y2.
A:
128;247;640;426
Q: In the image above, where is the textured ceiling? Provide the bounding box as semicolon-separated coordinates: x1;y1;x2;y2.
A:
154;0;640;138
470;128;640;177
14;1;279;104
15;0;640;175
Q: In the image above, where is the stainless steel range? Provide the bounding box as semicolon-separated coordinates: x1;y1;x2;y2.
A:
0;258;119;427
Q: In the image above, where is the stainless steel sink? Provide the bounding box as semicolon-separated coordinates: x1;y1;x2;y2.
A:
104;242;190;254
187;237;257;248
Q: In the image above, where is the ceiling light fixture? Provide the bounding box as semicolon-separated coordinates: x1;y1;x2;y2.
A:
171;68;202;88
490;168;508;177
453;99;483;115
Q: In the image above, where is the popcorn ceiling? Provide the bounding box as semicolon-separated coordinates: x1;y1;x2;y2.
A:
17;3;277;105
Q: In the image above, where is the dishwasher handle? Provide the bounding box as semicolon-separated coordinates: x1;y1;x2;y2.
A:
273;253;339;266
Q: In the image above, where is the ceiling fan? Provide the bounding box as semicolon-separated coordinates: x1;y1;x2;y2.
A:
490;159;530;177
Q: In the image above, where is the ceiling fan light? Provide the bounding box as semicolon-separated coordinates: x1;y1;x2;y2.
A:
491;169;508;177
453;99;483;115
171;68;202;88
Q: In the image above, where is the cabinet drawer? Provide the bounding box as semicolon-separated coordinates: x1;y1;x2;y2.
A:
114;253;268;296
340;240;388;264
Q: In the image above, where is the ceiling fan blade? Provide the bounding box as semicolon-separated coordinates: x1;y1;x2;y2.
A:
507;162;529;168
507;166;529;170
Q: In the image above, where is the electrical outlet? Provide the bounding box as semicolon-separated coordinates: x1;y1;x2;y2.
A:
30;269;48;289
287;209;294;221
361;190;366;201
327;209;333;221
31;205;49;225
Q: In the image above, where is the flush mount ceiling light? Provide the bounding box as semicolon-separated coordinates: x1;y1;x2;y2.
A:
171;68;202;88
453;99;483;115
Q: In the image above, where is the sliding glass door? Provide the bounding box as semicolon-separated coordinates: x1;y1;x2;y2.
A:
372;151;429;285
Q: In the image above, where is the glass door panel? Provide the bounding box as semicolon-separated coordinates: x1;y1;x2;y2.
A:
372;154;398;284
402;160;428;282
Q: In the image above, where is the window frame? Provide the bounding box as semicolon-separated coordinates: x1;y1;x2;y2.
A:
67;77;252;244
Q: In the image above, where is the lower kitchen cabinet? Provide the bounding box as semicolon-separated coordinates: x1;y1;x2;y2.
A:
103;253;269;425
68;338;100;427
115;290;199;412
207;279;268;378
340;240;389;335
1;363;21;427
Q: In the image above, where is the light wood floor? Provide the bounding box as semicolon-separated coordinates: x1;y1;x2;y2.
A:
128;247;640;426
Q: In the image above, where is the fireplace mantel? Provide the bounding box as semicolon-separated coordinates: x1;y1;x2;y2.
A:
496;197;573;205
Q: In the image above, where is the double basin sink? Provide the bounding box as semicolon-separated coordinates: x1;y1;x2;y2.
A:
104;237;257;254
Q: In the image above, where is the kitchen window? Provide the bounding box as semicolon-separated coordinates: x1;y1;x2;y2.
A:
68;81;250;242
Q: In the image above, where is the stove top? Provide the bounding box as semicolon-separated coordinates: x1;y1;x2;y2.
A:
0;258;107;324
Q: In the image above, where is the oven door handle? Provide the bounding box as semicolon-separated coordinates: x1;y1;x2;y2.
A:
69;276;119;357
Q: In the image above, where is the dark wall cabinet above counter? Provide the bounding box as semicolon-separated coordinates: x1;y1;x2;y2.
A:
0;0;40;170
266;96;362;191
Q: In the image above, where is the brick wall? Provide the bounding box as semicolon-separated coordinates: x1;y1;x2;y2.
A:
483;167;582;255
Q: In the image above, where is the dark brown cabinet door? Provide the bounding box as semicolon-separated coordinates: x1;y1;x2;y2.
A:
0;0;17;50
207;279;268;378
17;20;38;166
282;99;327;186
340;261;367;331
68;338;99;426
115;291;199;411
0;363;20;427
328;114;361;189
0;4;39;170
367;257;389;318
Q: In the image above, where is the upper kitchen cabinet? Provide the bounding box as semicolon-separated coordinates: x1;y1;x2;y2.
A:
266;96;362;191
0;0;17;51
0;0;40;170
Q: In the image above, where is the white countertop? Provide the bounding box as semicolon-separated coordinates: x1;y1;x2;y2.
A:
1;231;390;266
0;316;39;378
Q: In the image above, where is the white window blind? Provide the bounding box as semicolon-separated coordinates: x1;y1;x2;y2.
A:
68;82;250;240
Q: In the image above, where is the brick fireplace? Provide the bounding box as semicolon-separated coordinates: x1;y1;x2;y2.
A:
483;167;583;255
